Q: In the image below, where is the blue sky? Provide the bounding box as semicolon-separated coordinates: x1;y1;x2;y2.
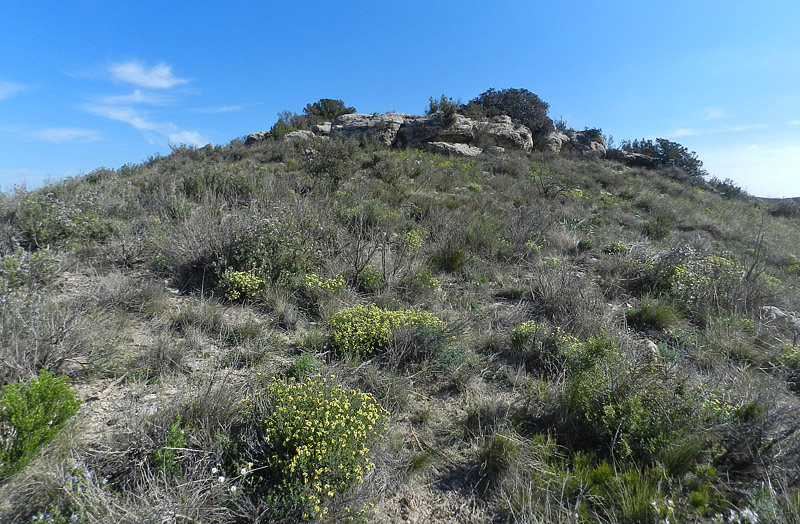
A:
1;1;799;197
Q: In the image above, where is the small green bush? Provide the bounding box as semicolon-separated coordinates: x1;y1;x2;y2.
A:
0;370;81;478
357;265;384;294
151;411;187;476
509;320;586;376
329;304;446;358
252;375;387;519
625;297;681;330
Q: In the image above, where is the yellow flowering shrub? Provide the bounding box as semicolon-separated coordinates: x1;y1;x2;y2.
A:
219;268;265;301
329;304;445;358
261;375;387;519
303;273;345;293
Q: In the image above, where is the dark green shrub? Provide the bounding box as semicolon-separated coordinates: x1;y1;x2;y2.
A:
288;353;323;380
620;138;707;179
303;98;355;124
566;349;708;462
625;297;681;330
426;94;460;127
0;370;81;478
462;87;554;144
16;191;113;248
357;265;384;294
643;215;672;240
433;244;466;273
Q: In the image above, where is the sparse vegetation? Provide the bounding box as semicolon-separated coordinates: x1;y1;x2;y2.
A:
1;91;800;524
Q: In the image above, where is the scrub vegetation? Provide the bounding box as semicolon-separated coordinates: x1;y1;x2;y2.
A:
2;91;800;523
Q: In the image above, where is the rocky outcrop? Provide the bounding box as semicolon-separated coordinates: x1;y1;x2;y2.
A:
243;112;619;162
330;113;409;146
424;141;483;157
606;149;658;168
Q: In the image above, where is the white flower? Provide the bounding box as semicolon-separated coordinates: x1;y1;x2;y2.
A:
240;467;248;476
230;485;237;493
211;467;218;474
218;476;226;483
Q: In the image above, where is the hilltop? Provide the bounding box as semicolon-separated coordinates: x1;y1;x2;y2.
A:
2;90;800;523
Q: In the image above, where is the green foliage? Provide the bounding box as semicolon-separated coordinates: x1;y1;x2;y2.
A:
302;98;355;123
151;412;187;476
0;248;55;291
643;214;672;240
462;87;554;142
426;94;460;126
509;320;591;376
621;137;707;178
269;110;307;138
357;265;384;294
211;209;327;289
625;297;681;330
433;244;466;273
16;191;112;248
329;304;446;358
565;344;709;462
288;353;323;380
0;370;81;478
251;375;387;519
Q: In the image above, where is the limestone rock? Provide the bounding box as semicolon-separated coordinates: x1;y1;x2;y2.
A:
311;122;331;136
395;114;475;148
562;130;606;158
244;131;269;146
474;117;533;151
606;149;658;168
424;141;483;157
330;113;409;146
543;131;570;153
279;130;315;142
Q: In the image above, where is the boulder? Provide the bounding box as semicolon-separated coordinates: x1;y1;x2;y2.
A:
543;131;570;153
330;112;409;146
244;131;270;146
395;114;474;148
483;146;505;155
474;117;533;151
606;149;658;168
311;122;331;136
562;130;606;158
279;130;316;142
424;142;483;157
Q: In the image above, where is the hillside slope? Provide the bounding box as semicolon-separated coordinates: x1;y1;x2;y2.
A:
2;135;800;523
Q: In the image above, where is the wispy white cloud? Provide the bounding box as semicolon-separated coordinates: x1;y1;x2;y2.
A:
84;104;208;147
789;120;800;126
193;104;243;114
99;89;172;106
29;128;103;144
703;107;728;120
0;80;25;100
109;61;189;89
670;124;767;138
